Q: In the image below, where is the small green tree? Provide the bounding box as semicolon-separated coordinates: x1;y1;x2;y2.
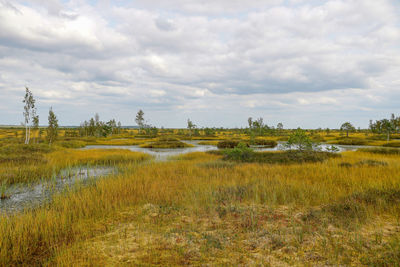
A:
381;119;395;142
340;122;355;137
277;122;283;135
247;117;253;129
285;128;316;151
135;109;145;134
47;107;58;145
187;119;196;137
252;117;264;136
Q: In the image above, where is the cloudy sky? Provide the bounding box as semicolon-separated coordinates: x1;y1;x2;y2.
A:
0;0;399;128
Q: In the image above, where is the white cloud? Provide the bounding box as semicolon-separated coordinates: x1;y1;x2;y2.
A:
0;0;399;127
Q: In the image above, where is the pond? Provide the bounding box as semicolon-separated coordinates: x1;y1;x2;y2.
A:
0;166;115;214
81;140;367;160
81;140;219;161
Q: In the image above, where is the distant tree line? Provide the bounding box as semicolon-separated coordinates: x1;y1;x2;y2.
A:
79;113;122;137
369;114;400;141
246;117;284;137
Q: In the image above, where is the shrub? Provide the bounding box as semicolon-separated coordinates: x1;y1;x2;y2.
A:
217;140;240;149
251;139;277;147
285;128;319;151
224;149;339;164
140;140;193;148
253;151;339;164
223;142;254;161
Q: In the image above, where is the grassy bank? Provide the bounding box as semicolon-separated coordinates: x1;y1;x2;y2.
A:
140;137;194;148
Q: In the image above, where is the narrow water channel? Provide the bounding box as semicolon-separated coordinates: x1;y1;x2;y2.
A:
0;166;115;214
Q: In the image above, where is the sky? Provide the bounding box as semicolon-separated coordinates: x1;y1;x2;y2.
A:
0;0;399;128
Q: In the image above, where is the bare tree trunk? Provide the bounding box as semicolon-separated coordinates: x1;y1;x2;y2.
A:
27;126;31;144
25;125;28;144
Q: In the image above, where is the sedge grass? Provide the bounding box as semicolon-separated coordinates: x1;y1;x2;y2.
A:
0;148;151;184
0;151;399;265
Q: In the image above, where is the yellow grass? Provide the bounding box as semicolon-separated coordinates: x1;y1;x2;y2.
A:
0;151;399;265
0;148;152;184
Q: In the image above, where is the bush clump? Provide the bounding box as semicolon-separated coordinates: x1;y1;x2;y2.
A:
223;142;254;161
358;147;400;155
217;139;277;149
223;143;339;164
140;138;193;148
251;139;277;147
54;140;86;149
217;140;241;149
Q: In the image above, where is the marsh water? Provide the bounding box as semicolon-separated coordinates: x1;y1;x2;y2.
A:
0;167;114;213
82;140;366;160
81;140;218;160
0;140;368;213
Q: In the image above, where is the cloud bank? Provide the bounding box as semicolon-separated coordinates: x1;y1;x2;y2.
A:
0;0;399;128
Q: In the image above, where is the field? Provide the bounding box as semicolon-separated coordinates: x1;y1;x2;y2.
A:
0;128;399;266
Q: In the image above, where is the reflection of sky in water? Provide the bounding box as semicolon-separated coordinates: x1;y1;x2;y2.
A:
81;140;364;158
0;167;114;214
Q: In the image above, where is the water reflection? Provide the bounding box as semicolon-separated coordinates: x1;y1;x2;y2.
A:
0;167;114;214
82;140;365;159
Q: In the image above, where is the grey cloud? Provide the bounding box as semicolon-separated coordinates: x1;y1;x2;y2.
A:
0;0;399;128
155;17;176;32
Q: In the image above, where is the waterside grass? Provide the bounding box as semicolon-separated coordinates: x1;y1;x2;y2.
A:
0;144;151;184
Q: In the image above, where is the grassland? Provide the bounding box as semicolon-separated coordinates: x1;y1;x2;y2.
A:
0;143;151;185
0;128;399;265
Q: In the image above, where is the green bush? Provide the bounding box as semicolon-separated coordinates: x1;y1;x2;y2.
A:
251;139;277;147
140;140;192;148
224;148;339;164
223;142;254;161
217;140;240;149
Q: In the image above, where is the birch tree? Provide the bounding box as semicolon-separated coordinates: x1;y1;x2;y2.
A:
22;87;36;144
135;110;145;134
47;107;58;145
